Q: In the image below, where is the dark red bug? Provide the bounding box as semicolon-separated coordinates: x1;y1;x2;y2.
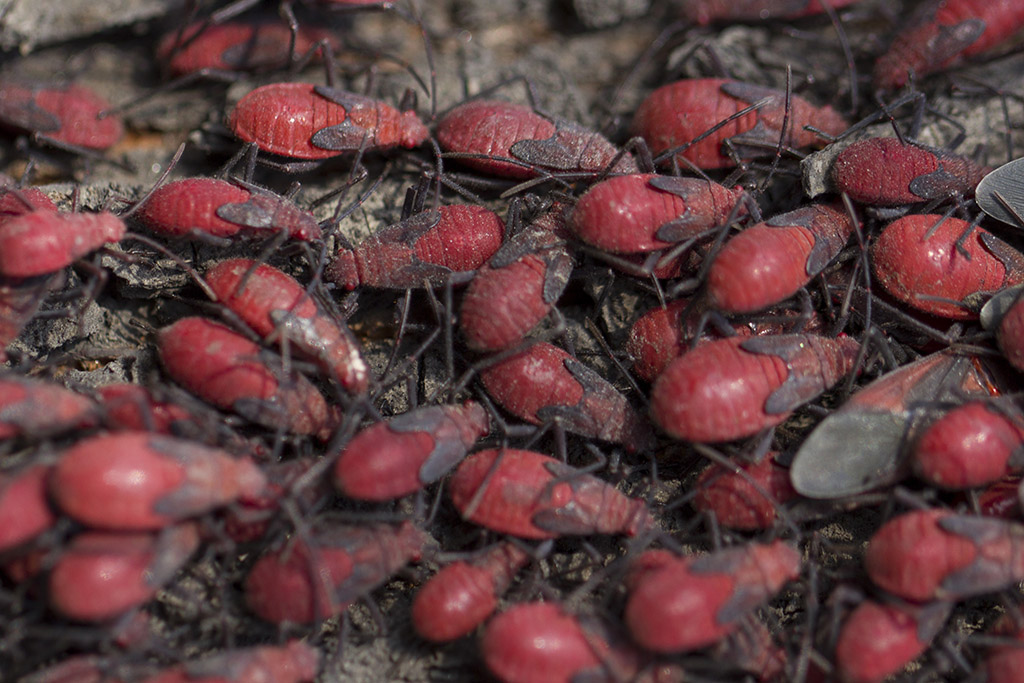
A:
205;258;368;394
990;288;1024;372
831;137;991;206
872;214;1024;320
97;383;196;434
460;206;573;352
49;432;268;531
680;0;863;24
0;375;100;439
0;464;57;552
693;451;798;531
0;81;124;150
158;317;340;440
0;209;125;278
865;509;1024;602
874;0;1024;91
140;640;320;683
834;600;950;683
480;342;653;450
448;448;655;540
327;204;504;289
436;99;638;179
0;273;62;362
625;541;801;653
334;401;489;501
631;78;847;169
571;173;745;253
229;82;429;160
707;203;855;313
411;541;529;642
650;333;860;443
48;524;200;622
220;458;324;544
978;476;1022;519
244;521;426;624
135;177;322;241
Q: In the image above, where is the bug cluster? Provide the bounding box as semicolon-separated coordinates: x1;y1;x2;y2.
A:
5;0;1024;681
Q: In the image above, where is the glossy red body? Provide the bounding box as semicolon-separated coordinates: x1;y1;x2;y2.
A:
680;0;862;24
0;210;125;278
448;448;654;539
0;465;56;552
205;258;367;394
334;401;489;501
872;214;1024;320
832;138;990;206
625;541;801;652
48;525;200;621
874;0;1024;90
230;82;428;159
913;402;1024;489
158;317;339;439
411;542;529;642
835;600;947;683
0;273;61;362
436;99;637;179
571;173;744;253
631;78;847;169
865;509;1024;601
996;296;1024;371
97;383;194;434
481;342;652;450
140;640;320;683
0;82;124;150
50;432;267;531
0;376;99;439
694;451;797;530
651;333;860;442
244;521;425;623
327;204;504;289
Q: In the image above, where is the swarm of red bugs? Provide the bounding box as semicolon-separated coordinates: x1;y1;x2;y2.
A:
6;0;1024;681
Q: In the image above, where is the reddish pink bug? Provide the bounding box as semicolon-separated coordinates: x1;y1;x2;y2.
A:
229;82;429;160
436;99;638;179
874;0;1024;91
0;81;124;150
713;616;787;682
0;375;100;439
631;78;847;169
625;540;801;653
48;524;200;622
872;214;1024;320
334;401;489;501
707;203;856;313
244;521;426;624
448;448;654;540
0;183;57;220
650;333;860;443
139;640;320;683
865;508;1024;602
158;317;340;439
0;273;63;362
693;451;798;530
571;173;746;253
327;204;504;289
97;383;196;434
0;209;125;278
0;464;57;552
135;177;321;241
831;137;992;206
219;458;323;544
49;432;268;531
680;0;863;24
411;541;529;642
205;258;368;394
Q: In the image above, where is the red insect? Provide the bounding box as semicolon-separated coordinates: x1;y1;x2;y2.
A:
48;524;200;622
0;81;124;150
0;464;57;552
991;288;1024;372
158;317;340;439
650;333;860;443
631;78;847;169
570;173;745;253
205;258;368;394
713;616;787;682
831;137;991;206
624;540;801;652
411;541;529;642
0;375;100;439
436;99;638;179
220;458;323;544
49;432;268;531
834;599;950;683
244;521;426;624
448;448;655;540
977;476;1022;519
0;183;57;220
135;177;322;241
460;206;573;352
680;0;863;24
327;204;504;289
693;451;798;530
874;0;1024;91
334;401;489;501
140;640;320;683
707;204;855;313
864;508;1024;602
229;82;429;160
97;383;196;434
480;342;653;450
872;214;1024;320
0;209;125;278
